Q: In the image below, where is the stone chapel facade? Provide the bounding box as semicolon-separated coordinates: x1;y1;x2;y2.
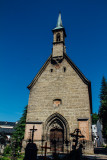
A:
23;14;93;154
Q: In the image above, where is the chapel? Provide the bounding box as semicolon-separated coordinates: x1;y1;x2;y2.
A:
22;13;93;154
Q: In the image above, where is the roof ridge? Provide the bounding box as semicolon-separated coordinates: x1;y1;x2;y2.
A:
64;53;90;84
27;55;52;90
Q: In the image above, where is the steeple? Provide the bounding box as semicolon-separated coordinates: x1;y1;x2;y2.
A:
57;13;63;27
52;13;66;58
52;13;66;36
55;13;63;29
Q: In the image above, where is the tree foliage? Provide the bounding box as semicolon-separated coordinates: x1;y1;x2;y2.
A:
92;113;99;124
0;132;7;145
99;76;107;141
99;77;107;101
12;105;28;151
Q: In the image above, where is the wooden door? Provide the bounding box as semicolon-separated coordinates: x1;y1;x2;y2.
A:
50;128;64;152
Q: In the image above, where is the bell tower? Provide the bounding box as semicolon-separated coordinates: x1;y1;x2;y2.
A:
52;13;66;58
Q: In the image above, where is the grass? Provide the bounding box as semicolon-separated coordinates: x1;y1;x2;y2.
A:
0;153;24;160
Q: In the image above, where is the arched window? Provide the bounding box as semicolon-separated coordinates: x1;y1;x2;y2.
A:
56;33;60;42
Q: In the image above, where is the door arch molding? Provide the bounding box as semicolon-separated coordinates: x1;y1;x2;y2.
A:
44;112;70;141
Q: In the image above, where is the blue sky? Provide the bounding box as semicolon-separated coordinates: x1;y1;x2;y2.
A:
0;0;107;122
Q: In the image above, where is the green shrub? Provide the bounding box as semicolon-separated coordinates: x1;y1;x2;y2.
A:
0;157;10;160
3;145;11;155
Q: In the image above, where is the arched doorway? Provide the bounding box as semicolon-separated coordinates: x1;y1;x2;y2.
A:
44;113;70;153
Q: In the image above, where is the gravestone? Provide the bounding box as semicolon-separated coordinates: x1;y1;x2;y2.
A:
23;126;38;160
23;142;37;160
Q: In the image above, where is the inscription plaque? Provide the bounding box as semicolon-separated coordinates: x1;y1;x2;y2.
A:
79;121;89;140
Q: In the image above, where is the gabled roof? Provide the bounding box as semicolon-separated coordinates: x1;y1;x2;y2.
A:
27;54;92;113
27;55;52;90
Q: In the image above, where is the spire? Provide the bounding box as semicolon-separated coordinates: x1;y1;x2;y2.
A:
52;12;66;39
53;13;64;30
56;13;63;28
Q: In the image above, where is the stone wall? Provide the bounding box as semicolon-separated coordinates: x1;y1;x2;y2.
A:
52;43;64;57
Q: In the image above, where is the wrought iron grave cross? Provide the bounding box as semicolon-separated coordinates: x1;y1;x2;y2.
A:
70;128;84;150
30;125;37;143
41;142;51;157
